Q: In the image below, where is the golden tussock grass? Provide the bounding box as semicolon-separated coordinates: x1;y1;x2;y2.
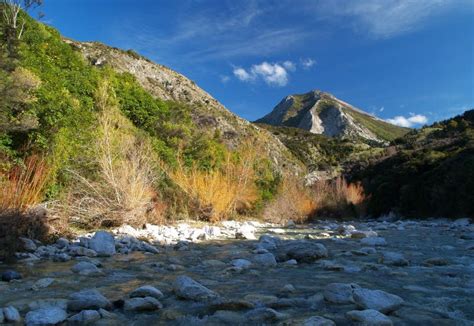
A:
165;144;260;222
55;80;165;228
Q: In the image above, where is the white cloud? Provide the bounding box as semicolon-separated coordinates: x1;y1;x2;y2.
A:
233;67;255;82
386;114;428;127
379;106;385;112
234;61;291;87
315;0;463;39
301;58;316;69
220;75;230;83
282;60;296;71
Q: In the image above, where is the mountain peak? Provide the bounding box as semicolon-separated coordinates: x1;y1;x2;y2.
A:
256;90;409;143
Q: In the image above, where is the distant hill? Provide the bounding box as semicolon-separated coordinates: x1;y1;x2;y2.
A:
256;90;409;144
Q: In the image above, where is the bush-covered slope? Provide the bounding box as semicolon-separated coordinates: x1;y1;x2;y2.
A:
0;12;297;227
351;110;474;218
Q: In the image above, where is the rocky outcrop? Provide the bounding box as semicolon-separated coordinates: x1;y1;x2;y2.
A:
256;90;408;144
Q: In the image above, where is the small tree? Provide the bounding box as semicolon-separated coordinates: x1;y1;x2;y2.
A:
1;0;43;56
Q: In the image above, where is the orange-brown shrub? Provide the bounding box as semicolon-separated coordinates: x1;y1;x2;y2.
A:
0;155;50;213
262;176;317;224
312;176;366;218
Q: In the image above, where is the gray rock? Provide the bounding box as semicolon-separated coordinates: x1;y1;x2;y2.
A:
323;283;359;304
88;231;116;256
210;310;245;324
68;289;111;311
25;307;67;326
20;237;37;252
124;296;163;311
252;253;277;267
257;235;281;250
140;242;160;254
1;270;22;282
67;310;101;324
278;241;328;263
303;316;336;326
361;237;387;246
68;246;97;257
0;309;3;323
235;224;256;240
231;259;252;269
346;309;393;325
351;230;378;239
56;237;69;249
52;253;71;262
453;218;471;227
31;278;55;291
130;285;164;299
353;288;404;313
173;276;218;302
360;247;377;254
3;306;21;322
422;257;449;266
380;251;409;266
71;262;102;276
244;308;286;322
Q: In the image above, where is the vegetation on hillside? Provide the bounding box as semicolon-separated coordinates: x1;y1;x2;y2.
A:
0;8;282;244
351;110;474;218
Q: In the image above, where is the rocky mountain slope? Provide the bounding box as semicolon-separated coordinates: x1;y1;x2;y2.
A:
256;90;409;144
66;40;303;174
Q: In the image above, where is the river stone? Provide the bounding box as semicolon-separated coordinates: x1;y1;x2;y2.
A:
88;231;116;256
124;297;163;311
56;237;69;249
353;288;404;313
361;237;387;246
31;278;55;291
235;224;257;240
130;285;164;299
252;253;277;267
3;306;21;322
244;308;286;322
1;270;22;282
278;241;328;263
380;251;409;266
25;307;67;326
173;276;218;302
452;218;471;227
68;289;111;311
68;246;98;257
351;230;378;239
52;253;71;262
303;316;336;326
231;259;252;269
422;257;449;266
346;309;393;325
20;237;37;252
211;310;245;324
257;235;281;250
71;261;102;276
67;310;101;324
0;309;3;323
323;283;359;304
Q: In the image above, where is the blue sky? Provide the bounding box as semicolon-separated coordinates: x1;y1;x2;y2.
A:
39;0;473;126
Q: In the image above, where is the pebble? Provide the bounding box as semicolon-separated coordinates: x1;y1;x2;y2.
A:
130;285;164;299
346;309;393;325
67;309;101;324
1;270;22;282
124;296;163;311
25;307;67;326
353;288;404;313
